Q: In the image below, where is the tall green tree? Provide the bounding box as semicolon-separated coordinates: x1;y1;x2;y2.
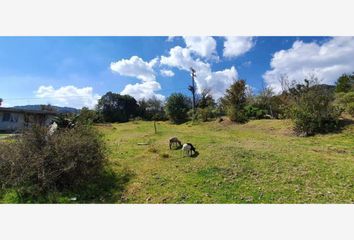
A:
96;92;138;123
165;93;191;123
221;79;248;123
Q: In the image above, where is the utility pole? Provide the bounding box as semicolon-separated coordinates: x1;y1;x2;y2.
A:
188;68;197;116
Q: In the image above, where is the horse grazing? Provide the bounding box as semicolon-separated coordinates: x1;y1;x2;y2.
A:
182;143;196;157
169;137;182;149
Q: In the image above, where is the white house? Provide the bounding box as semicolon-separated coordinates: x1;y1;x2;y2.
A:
0;107;57;133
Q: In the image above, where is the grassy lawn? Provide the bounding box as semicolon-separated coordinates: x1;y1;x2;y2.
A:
0;133;10;139
97;119;354;203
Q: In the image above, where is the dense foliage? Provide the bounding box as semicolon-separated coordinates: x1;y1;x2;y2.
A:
165;93;191;123
0;125;108;202
137;97;167;121
221;79;248;123
97;92;139;123
335;73;354;93
288;79;341;136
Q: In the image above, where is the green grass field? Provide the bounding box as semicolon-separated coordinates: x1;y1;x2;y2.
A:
97;119;354;203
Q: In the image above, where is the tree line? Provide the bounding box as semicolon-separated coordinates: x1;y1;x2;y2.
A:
67;72;354;136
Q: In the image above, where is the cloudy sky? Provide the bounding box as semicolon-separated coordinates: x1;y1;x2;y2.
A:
1;36;353;109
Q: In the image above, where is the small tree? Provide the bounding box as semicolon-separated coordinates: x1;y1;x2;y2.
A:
165;93;191;123
221;79;248;123
335;92;354;117
77;107;103;124
194;88;216;122
0;98;3;106
290;77;341;136
335;73;354;93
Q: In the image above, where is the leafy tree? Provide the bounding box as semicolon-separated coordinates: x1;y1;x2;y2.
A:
165;93;191;123
77;107;103;124
96;92;138;123
335;73;354;93
0;98;3;106
335;91;354;117
196;88;215;109
138;96;166;121
192;89;217;122
290;78;341;136
221;79;248;123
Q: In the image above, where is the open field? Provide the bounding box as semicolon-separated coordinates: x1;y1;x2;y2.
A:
97;119;354;203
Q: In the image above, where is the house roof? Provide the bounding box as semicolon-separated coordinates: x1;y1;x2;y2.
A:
0;107;59;116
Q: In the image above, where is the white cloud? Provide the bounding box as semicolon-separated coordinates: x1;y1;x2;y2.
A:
183;36;217;59
121;81;165;101
110;56;158;82
160;69;175;77
223;36;254;58
161;46;238;98
110;56;164;100
263;37;354;93
205;66;238;99
35;85;100;109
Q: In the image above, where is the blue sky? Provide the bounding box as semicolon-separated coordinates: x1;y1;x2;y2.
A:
0;36;353;109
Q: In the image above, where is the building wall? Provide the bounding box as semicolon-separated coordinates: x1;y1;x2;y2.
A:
0;112;25;132
0;111;56;132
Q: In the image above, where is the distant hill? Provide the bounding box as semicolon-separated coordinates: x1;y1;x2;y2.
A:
13;105;79;114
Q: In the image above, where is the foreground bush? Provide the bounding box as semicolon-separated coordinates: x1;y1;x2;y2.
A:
0;125;115;202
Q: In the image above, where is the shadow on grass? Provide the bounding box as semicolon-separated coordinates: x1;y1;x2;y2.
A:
338;118;354;130
191;151;199;158
0;168;134;204
74;168;133;203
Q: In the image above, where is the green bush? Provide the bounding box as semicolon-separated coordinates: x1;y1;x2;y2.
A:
347;102;354;116
244;105;268;119
77;107;103;124
0;125;109;202
227;107;248;123
290;83;342;136
334;92;354;116
196;107;215;122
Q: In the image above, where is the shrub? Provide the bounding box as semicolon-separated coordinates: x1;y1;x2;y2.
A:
0;125;107;201
195;107;215;122
335;92;354;116
227;107;248;123
335;73;354;93
77;107;103;124
244;105;267;119
290;81;342;136
165;93;191;124
347;102;354;116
